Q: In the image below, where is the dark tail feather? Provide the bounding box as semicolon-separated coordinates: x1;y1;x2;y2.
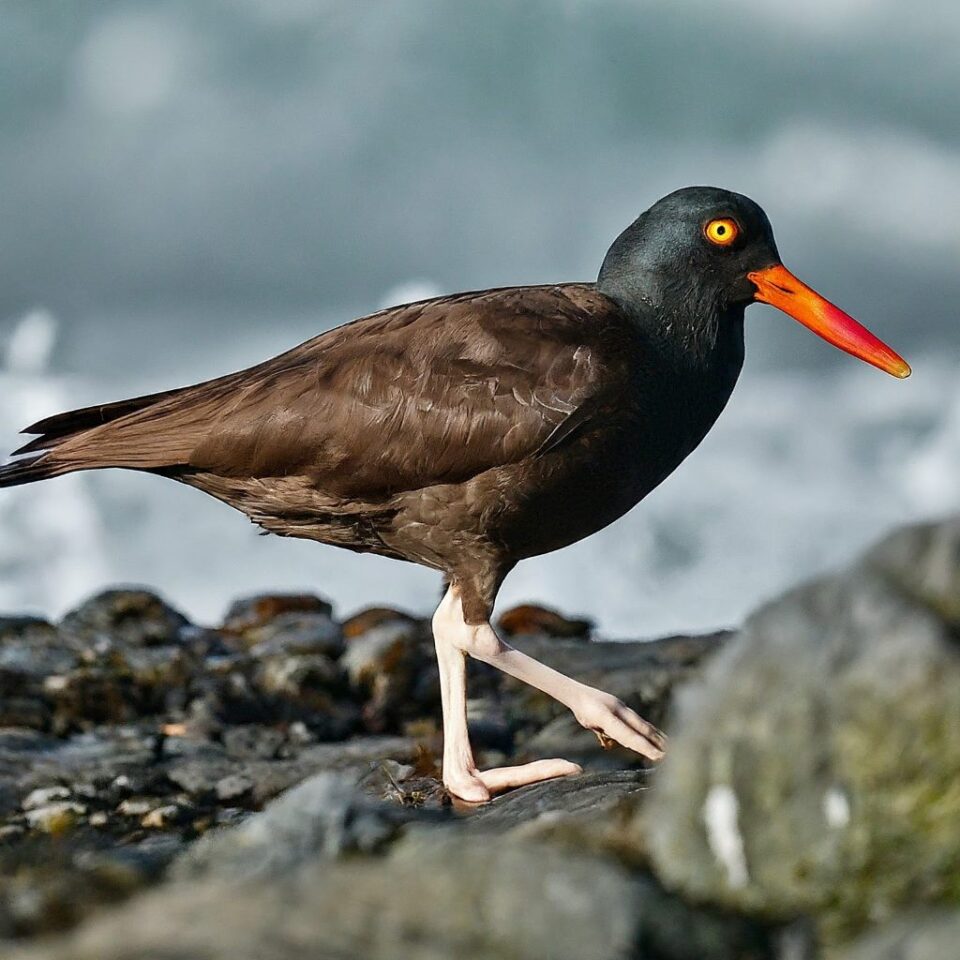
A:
14;387;183;456
0;455;62;489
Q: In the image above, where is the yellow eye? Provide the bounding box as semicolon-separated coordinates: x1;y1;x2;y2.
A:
704;218;740;247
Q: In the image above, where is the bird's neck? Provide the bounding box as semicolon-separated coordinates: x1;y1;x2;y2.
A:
598;271;745;377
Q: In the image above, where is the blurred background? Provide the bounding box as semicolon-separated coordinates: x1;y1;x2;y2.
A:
0;0;956;634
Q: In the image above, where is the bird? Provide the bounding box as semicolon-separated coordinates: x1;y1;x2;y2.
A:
0;186;910;802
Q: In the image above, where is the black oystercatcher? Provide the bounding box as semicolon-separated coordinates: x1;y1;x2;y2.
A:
0;187;910;801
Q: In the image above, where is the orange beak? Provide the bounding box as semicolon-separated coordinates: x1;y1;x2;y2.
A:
748;264;911;379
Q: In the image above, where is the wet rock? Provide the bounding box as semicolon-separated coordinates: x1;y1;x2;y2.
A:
644;518;960;946
463;697;513;754
220;593;333;635
497;603;593;639
254;651;340;698
59;589;189;651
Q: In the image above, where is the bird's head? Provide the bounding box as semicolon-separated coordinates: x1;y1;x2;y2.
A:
598;186;910;379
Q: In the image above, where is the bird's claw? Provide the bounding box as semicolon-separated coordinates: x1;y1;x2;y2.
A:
594;729;615;750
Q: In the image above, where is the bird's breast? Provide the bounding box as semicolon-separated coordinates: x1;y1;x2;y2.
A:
488;356;741;561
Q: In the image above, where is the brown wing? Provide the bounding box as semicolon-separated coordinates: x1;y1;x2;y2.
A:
15;284;618;499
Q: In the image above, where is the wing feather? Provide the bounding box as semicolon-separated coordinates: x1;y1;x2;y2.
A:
32;284;615;497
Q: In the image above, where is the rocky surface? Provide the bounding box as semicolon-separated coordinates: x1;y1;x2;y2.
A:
0;586;715;947
1;516;958;958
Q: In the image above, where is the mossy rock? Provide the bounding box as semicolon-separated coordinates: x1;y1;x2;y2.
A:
644;517;960;947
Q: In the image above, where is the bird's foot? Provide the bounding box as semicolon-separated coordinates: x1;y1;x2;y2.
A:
573;690;666;761
443;758;582;804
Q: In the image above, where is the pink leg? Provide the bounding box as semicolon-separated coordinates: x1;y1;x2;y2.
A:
432;587;582;802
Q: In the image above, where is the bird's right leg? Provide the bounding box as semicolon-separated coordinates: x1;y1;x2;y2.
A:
432;592;489;802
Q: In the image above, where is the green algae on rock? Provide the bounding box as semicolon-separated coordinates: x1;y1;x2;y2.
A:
644;519;960;945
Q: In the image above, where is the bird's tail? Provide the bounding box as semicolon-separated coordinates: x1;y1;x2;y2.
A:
0;454;65;488
0;386;183;489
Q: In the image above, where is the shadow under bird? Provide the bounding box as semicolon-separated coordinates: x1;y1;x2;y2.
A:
0;186;910;802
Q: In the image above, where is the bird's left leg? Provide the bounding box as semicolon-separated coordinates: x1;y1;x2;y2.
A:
432;585;582;801
446;587;666;762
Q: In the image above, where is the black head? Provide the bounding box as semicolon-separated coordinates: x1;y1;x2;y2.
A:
598;186;779;314
597;186;910;378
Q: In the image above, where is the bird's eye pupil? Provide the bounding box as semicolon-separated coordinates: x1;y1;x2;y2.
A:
716;225;726;235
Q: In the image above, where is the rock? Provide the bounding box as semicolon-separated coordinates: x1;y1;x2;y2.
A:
496;603;593;639
0;617;77;676
252;653;357;739
0;696;51;730
244;612;344;659
214;774;253;802
0;619;75;731
342;606;419;639
0;835;183;940
141;805;186;830
166;756;238;799
17;837;637;960
221;725;285;760
164;734;419;808
24;801;85;834
863;516;960;626
341;619;437;732
59;589;189;650
839;909;960;960
644;517;960;946
465;769;649;834
116;798;153;817
220;593;334;634
173;771;408;883
22;786;72;810
254;651;340;697
44;668;140;730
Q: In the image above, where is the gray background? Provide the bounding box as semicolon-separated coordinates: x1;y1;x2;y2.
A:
0;1;956;633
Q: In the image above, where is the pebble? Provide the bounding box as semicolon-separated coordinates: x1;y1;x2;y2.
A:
25;801;86;834
215;774;254;802
142;805;182;829
117;798;154;817
22;785;72;810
